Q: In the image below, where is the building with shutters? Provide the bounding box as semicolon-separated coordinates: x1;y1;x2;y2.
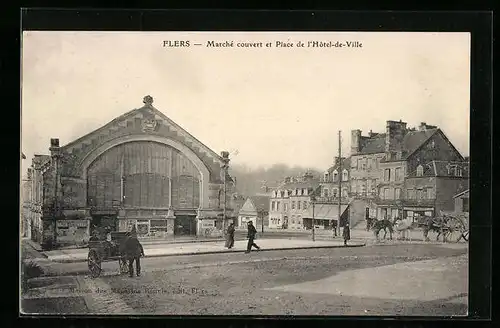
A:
268;172;320;230
25;96;238;249
350;120;467;223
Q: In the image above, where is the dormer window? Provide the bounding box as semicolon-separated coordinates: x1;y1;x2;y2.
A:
342;169;348;181
333;170;338;181
324;172;329;182
416;165;424;177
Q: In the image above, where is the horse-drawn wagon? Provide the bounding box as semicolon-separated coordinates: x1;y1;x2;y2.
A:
416;212;469;243
87;231;130;278
370;212;469;243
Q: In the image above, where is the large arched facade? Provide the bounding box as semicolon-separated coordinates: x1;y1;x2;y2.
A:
38;96;235;248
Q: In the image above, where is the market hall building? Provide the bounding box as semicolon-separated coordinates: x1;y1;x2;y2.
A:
28;96;237;249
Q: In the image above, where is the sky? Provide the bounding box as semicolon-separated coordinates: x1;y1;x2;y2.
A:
21;31;470;176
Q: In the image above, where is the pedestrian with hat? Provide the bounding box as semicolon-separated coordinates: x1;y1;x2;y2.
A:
245;221;260;253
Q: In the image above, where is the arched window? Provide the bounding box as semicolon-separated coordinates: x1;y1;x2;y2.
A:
333;170;338;181
416;165;424;177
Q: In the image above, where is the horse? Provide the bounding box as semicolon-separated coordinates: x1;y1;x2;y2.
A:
419;216;447;242
372;218;395;240
393;218;414;242
366;217;375;231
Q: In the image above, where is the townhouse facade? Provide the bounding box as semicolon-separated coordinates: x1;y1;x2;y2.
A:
310;157;351;229
268;172;320;230
349;120;467;223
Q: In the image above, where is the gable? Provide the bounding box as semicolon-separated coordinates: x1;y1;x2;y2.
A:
239;198;257;213
409;130;464;162
57;97;225;181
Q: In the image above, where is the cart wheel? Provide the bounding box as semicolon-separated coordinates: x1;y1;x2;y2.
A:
119;257;129;274
88;250;102;278
444;216;467;243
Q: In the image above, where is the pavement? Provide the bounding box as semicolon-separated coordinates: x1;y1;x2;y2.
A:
28;238;365;264
265;254;468;303
20;243;468;316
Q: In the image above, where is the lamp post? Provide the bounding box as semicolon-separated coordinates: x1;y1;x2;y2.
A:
311;194;316;242
220;151;230;232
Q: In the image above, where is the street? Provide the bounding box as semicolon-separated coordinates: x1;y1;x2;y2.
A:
21;242;468;316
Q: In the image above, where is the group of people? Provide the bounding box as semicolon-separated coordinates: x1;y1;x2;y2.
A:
225;220;351;248
225;220;261;253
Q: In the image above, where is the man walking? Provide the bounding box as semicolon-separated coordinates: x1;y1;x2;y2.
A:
245;221;260;253
123;226;145;277
226;222;235;249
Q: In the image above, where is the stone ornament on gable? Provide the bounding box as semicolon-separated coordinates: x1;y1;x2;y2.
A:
141;119;158;132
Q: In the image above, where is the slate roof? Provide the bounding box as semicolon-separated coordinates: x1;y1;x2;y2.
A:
358;128;439;158
402;129;438;157
248;195;271;213
407;160;469;178
359;135;386;154
32;154;51;166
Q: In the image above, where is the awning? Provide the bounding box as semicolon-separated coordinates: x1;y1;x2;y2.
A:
304;204;348;220
403;207;434;211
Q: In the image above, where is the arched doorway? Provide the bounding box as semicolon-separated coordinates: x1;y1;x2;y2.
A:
85;140;204;236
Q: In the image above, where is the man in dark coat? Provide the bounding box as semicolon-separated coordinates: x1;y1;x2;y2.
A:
343;223;351;246
122;227;145;277
226;222;235;249
245;221;260;253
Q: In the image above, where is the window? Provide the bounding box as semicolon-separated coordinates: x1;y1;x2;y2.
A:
291;189;296;196
284;203;288;211
276;202;280;211
361;159;367;170
395;188;401;199
395;167;402;181
342;188;348;197
271;201;275;211
417;189;423;200
456;168;463;177
297;201;301;210
333;170;338;181
426;188;433;199
332;188;338;198
462;198;469;212
292;201;296;210
416;165;424;177
384;188;390;200
367;179;372;193
323;189;329;197
303;201;308;209
303;188;307;195
342;169;348;181
408;189;415;199
357;159;362;169
384;169;391;181
367;158;372;169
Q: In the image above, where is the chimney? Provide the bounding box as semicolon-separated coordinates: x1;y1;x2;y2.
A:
385;120;407;154
351;129;362;154
419;122;437;131
50;138;61;157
